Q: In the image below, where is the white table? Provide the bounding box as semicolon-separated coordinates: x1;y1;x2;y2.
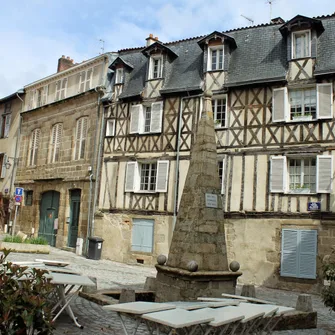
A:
35;258;70;267
103;302;176;335
142;308;214;335
165;300;241;310
198;297;247;304
50;272;95;328
221;293;275;304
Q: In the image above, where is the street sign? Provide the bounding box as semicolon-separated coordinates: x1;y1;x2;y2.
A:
15;195;22;203
15;187;24;196
308;202;321;211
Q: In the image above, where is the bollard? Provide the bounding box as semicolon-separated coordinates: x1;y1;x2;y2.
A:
241;284;256;298
119;289;135;303
296;294;313;312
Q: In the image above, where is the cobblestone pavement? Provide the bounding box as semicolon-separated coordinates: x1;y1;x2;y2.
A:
4;247;335;334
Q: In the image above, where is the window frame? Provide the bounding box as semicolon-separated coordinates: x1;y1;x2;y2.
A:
207;45;224;71
139;162;157;192
149;55;163;80
49;123;63;163
55;78;68;101
212;95;227;128
289;87;316;121
24;190;33;206
106;119;115;137
115;68;124;84
28;128;41;167
292;30;311;59
74;117;88;160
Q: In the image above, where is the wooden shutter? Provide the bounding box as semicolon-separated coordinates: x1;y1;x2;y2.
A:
130;105;142;134
317;83;333;119
30;129;40;166
85;69;93;91
150;101;163;133
311;31;317;58
156;160;169;192
106;119;115;137
125;162;138;192
80;117;87;159
131;219;154;252
317;155;333;193
55;80;61;101
74;118;87;160
221;156;226;194
60;78;67;99
299;230;317;279
42;85;48;105
270;156;287;193
51;123;62;162
1;154;7;178
281;229;298;277
79;71;85;93
272;88;288;122
4;114;11;137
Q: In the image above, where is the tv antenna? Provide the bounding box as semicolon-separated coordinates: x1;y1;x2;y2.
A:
241;14;254;25
266;0;276;22
99;39;105;54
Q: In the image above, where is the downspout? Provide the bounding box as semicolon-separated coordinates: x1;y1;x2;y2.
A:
173;93;203;229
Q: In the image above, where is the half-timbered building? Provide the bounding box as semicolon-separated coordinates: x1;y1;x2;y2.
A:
97;13;335;291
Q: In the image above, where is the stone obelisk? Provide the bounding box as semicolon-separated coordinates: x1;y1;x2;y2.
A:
155;91;242;302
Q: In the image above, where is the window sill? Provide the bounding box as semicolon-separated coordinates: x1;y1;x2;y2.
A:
291;116;313;122
147;77;163;81
288;189;313;194
290;56;312;61
215;125;227;129
207;69;224;73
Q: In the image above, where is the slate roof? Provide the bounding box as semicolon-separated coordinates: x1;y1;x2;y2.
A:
111;13;335;99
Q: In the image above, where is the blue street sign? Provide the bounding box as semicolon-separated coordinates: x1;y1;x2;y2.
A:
15;187;24;196
308;202;321;211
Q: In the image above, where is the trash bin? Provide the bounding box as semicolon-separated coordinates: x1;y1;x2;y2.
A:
87;237;104;260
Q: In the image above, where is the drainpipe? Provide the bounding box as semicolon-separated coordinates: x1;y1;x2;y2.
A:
173;93;203;229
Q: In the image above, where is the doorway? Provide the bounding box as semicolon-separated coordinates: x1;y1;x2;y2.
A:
68;189;81;248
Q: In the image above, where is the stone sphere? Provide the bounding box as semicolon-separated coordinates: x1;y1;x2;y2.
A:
229;261;240;272
157;254;167;265
187;260;198;272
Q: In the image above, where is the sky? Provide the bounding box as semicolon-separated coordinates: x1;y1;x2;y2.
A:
1;0;334;97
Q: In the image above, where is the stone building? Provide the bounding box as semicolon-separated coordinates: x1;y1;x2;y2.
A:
0;91;24;231
14;53;115;250
96;13;335;292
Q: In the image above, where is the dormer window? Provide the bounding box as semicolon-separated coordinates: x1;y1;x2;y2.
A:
115;68;124;84
292;30;311;59
208;46;224;71
149;55;163;79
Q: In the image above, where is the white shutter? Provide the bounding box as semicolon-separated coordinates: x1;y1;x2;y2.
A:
281;229;298;277
150;101;163;133
85;69;93;91
4;114;11;137
156;160;169;192
299;230;317;279
55;81;61;101
125;162;138;192
106;119;115;137
1;154;7;178
272;88;288;122
317;155;333;193
130;105;142;134
60;78;67;99
42;85;48;105
221;157;226;194
270;156;287;193
317;83;333;119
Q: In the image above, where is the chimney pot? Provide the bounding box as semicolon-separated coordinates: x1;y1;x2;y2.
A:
149;33;153;38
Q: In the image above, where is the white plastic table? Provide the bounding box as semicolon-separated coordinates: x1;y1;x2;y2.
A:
164;300;241;310
103;302;176;335
221;293;275;304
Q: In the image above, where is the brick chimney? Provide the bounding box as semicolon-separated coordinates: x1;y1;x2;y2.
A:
57;55;75;72
146;34;159;47
270;17;285;24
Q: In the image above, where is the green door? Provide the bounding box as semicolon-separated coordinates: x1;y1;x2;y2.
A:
39;191;60;246
68;189;81;248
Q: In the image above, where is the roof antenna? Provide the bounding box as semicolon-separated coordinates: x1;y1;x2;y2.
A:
99;39;105;54
266;0;276;22
241;14;254;25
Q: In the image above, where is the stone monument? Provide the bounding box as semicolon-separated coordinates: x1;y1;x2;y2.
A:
155;91;242;302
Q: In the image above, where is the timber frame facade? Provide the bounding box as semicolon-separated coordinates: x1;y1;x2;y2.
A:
96;14;335;291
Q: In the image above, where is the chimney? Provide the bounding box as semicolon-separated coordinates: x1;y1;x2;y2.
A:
270;17;285;24
146;34;159;47
57;55;75;72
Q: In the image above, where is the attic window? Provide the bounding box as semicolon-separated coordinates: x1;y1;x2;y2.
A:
149;55;163;79
207;46;224;71
292;30;311;59
115;68;124;84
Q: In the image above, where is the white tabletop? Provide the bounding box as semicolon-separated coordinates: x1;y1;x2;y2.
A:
222;305;265;323
35;259;70;267
198;297;245;305
221;293;275;305
103;301;176;314
239;303;279;317
50;273;95;286
142;308;214;328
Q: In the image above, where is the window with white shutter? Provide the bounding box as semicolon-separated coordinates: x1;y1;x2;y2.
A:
49;123;63;163
106;119;115;137
74;117;88;160
115;68;124;84
130;105;142;134
125;162;138;192
0;154;7;178
79;69;93;93
150;102;163;133
149;56;163;79
55;78;67;101
270;156;287;193
28;129;41;166
3;114;11;138
218;157;226;194
156;160;169;192
272;88;288;122
317;83;333;119
41;85;49;105
281;229;317;279
317;155;333;193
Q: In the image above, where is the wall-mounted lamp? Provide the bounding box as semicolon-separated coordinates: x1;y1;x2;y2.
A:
5;157;17;170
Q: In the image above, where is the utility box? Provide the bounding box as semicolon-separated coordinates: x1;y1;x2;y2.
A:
87;237;104;260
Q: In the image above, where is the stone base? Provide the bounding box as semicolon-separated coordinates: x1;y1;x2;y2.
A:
155;265;242;302
0;242;50;254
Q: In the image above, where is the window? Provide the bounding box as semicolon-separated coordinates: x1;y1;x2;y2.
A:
24;190;33;206
74;117;88;160
106;119;115;137
131;218;154;252
272;84;333;122
78;69;93;93
0;153;7;178
281;229;317;279
149;55;163;79
115;68;124;84
208;46;224;71
49;123;63;163
125;160;169;193
212;96;227;128
130;102;163;134
0;113;11;138
28;129;40;166
55;78;68;101
270;155;332;194
218;157;226;194
292;30;311;59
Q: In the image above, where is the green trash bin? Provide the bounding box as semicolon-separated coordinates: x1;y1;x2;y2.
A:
87;237;104;260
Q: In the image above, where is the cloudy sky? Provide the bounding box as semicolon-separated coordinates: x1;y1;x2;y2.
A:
1;0;334;97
